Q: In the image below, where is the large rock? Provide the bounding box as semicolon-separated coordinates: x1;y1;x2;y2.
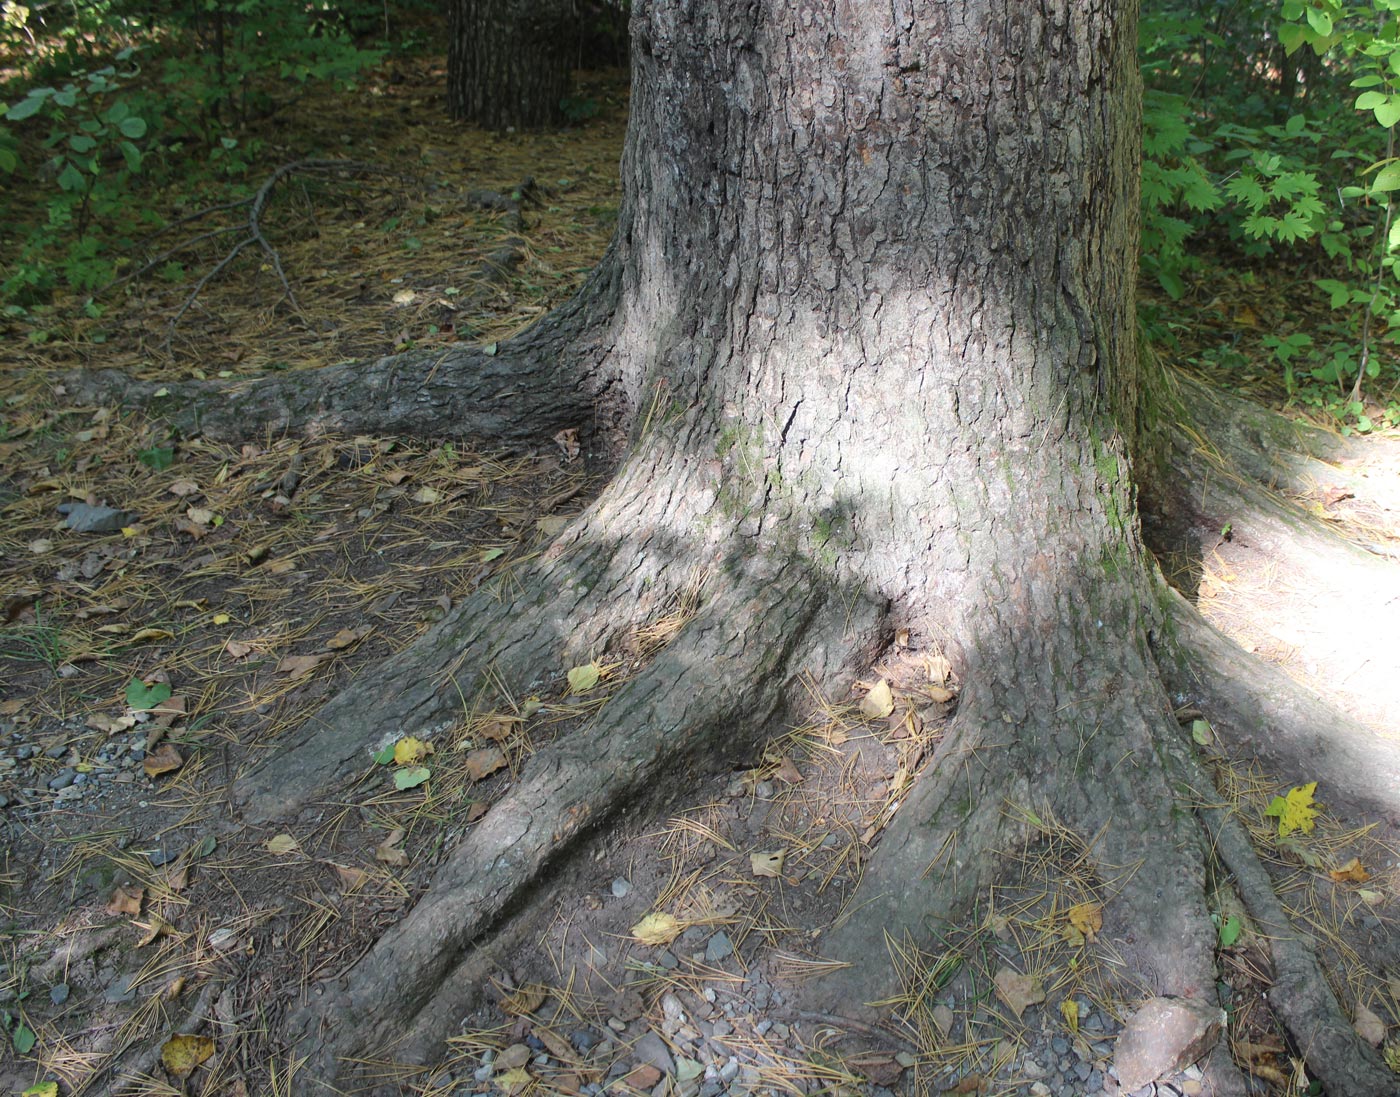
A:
1115;996;1223;1092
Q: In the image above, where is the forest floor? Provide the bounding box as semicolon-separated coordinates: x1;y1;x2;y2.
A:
2;55;1400;1097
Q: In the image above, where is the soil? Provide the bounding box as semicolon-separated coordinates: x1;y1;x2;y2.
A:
3;54;1400;1097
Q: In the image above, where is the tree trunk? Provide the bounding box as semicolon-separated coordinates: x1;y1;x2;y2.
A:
70;0;1397;1093
446;0;577;130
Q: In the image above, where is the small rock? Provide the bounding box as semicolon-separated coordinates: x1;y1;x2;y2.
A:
1051;1036;1069;1055
755;1019;771;1036
104;973;138;1003
719;1058;740;1083
712;1019;732;1038
50;982;70;1005
570;1028;600;1052
623;1065;662;1090
754;780;774;798
472;1063;493;1083
57;785;83;801
607;1016;627;1032
661;993;685;1022
634;1031;674;1074
1029;1084;1051;1097
59;502;137;533
1073;1059;1091;1082
0;794;8;809
611;877;632;898
1114;996;1223;1093
48;769;76;790
44;741;69;760
705;931;733;963
146;847;178;867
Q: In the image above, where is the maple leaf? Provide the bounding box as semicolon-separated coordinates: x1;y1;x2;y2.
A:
1265;781;1319;837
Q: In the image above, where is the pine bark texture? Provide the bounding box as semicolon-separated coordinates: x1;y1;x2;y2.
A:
446;0;577;130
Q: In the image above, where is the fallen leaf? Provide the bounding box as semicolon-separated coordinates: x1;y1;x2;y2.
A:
393;736;433;765
211;613;230;625
992;967;1044;1019
771;755;803;784
566;662;600;694
327;625;372;650
392;288;417;306
631;911;681;945
1266;781;1319;837
224;639;254;659
466;801;489;822
1329;857;1370;883
107;884;144;916
480;717;517;742
500;983;547;1015
29;538;53;554
411;485;442;504
497;1066;532;1096
924;684;955;703
895;627;910;648
126;678;172;711
537;515;570;535
277;653;329;677
1191;718;1214;746
393;766;430;790
186;506;214;525
143;743;184;778
925;653;952;685
750;850;786;878
931;1004;954;1037
1067;902;1102;942
165;975;186;1000
466;745;507;781
332;863;368;892
168;479;200;497
1355;1003;1387;1047
160;1033;214;1078
1060;998;1080;1034
860;678;894;719
375;828;409;867
264;834;300;855
23;1084;59;1097
135;914;173;947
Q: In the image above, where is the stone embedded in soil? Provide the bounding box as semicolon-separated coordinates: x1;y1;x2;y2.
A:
1114;996;1223;1092
705;931;733;962
634;1030;674;1074
610;877;631;898
623;1064;662;1090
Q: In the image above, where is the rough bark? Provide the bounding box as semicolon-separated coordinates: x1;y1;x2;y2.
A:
68;0;1399;1093
446;0;577;130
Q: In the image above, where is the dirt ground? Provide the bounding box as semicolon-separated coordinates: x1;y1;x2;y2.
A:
3;56;1400;1097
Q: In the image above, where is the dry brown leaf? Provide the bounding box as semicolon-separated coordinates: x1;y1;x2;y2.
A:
1355;1003;1387;1047
924;684;955;703
130;627;175;643
992;967;1044;1019
143;743;184;778
165;975;186;1000
135;914;173;948
925;653;952;685
860;678;895;719
1329;857;1370;883
162;865;190;892
480;718;518;742
375;828;409;867
332;863;368;892
168;479;200;497
107;884;144;916
326;625;373;650
771;755;803;785
277;653;329;677
500;983;547;1016
224;639;254;659
174;518;208;540
264;834;300;855
466;801;490;823
750;850;786;878
465;745;507;781
894;627;910;648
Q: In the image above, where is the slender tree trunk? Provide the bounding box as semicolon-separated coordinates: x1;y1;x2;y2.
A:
446;0;577;130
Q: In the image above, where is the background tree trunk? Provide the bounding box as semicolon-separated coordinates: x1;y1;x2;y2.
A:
446;0;577;130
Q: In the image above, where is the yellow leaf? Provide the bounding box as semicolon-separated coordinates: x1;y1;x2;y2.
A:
212;613;230;625
631;912;681;946
1266;782;1319;837
160;1033;214;1078
264;834;300;855
393;736;433;765
566;662;600;694
135;914;173;948
497;1066;532;1096
143;743;184;778
23;1084;59;1097
327;625;372;650
750;850;786;878
1067;902;1102;942
859;678;894;719
131;627;175;643
1060;998;1080;1034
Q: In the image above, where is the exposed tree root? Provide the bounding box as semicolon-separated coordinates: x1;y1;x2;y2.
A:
62;254;627;450
1191;774;1397;1096
264;555;885;1090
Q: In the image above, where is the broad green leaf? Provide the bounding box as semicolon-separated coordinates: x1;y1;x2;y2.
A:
57;161;85;192
126;678;173;710
394;766;430;790
1190;718;1213;746
480;547;505;562
12;1022;36;1053
118;115;147;138
566;662;600;694
372;744;396;765
1218;915;1242;948
1372;163;1400;193
1376;98;1400;129
1305;7;1332;36
5;92;49;121
119;140;141;171
67;134;96;153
